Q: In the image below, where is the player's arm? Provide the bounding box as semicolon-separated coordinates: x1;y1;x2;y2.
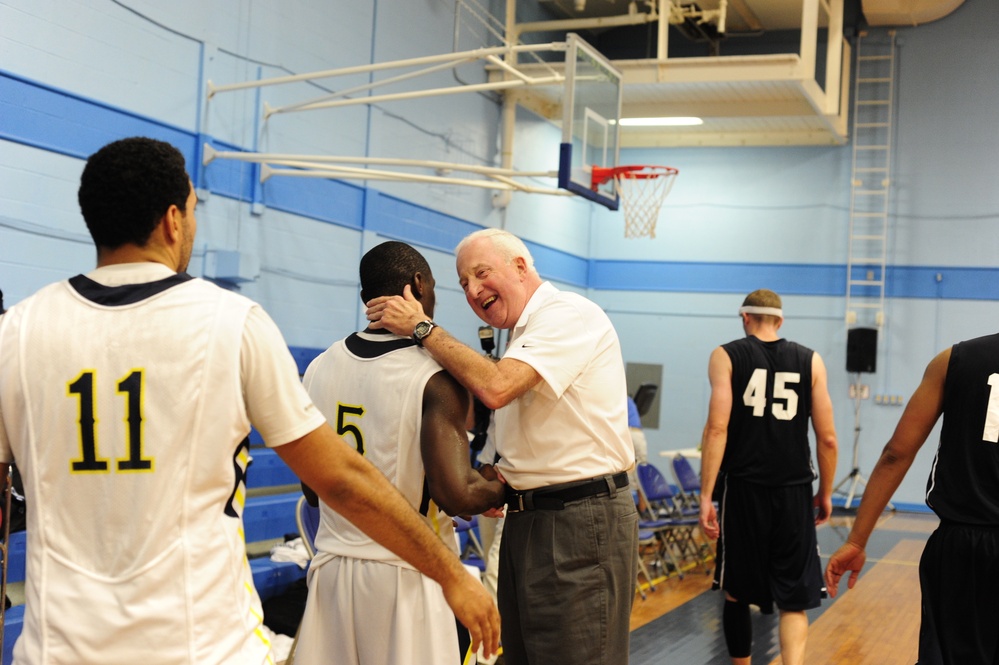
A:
366;285;541;409
240;304;497;655
825;347;949;597
699;346;733;540
276;424;500;657
809;352;838;525
421;371;505;516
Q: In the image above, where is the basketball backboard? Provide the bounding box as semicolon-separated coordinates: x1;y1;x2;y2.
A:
557;34;623;211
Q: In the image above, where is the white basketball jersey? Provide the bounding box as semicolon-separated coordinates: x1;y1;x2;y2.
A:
0;268;321;665
303;331;457;565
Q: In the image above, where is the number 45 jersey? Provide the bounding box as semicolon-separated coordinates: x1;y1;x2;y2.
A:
0;266;324;665
721;336;816;486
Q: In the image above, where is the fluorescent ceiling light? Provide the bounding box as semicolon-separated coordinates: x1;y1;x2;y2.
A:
617;116;704;127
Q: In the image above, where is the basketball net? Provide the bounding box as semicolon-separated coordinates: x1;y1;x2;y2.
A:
593;165;679;239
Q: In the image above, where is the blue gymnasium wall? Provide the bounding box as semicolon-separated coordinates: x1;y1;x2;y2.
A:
1;0;998;510
593;0;999;510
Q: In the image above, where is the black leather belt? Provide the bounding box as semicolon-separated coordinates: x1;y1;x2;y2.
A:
505;472;629;513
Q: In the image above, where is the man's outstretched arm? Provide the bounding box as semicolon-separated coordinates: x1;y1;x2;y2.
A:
825;348;949;597
699;346;733;540
809;352;838;525
366;285;540;409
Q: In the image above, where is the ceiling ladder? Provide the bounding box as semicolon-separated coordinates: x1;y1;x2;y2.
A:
845;30;896;329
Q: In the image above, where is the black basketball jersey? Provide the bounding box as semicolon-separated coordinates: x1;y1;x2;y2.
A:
721;336;816;485
925;333;999;525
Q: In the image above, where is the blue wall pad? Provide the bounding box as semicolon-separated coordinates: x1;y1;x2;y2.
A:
5;531;25;584
3;605;24;665
248;448;300;490
244;492;300;543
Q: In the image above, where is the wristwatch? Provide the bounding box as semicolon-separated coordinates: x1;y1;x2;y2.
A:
412;320;438;347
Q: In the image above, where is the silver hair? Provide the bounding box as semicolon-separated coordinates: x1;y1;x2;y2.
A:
456;228;537;274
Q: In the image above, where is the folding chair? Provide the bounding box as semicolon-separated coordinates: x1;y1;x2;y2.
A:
635;527;660;600
295;494;320;559
632;486;687;581
635;462;712;576
285;495;320;665
632;489;669;597
670;453;704;512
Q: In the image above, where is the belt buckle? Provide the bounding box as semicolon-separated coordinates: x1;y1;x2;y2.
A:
509;492;526;513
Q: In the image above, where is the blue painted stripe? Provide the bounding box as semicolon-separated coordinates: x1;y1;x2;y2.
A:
200;137;257;201
0;69;199;164
366;189;482;253
591;260;845;295
890;266;999;301
4;69;998;301
529;242;589;288
261;170;365;229
593;261;999;300
365;191;589;286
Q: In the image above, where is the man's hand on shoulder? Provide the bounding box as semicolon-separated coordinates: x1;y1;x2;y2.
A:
365;284;426;337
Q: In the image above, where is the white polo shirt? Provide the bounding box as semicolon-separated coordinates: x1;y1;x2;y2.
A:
494;281;634;490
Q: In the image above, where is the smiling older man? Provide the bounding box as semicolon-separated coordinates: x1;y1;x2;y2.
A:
366;228;637;665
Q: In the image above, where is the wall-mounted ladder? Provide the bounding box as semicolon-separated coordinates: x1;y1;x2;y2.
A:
845;30;896;328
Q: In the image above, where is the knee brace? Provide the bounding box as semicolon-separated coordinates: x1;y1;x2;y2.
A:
723;599;752;658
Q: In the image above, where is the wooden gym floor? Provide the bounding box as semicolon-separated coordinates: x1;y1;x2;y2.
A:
628;510;935;664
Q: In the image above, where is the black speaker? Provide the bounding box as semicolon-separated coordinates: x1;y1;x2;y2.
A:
632;383;659;417
846;327;878;373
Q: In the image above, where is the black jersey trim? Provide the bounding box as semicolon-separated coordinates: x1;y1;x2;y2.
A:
69;272;194;306
344;332;417;358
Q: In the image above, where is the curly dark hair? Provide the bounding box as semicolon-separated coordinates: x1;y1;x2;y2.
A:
78;137;191;249
359;241;432;303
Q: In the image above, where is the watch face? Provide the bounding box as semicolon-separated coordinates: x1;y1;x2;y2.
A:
415;321;431;337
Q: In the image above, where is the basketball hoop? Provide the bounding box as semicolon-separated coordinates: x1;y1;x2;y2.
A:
592;165;679;239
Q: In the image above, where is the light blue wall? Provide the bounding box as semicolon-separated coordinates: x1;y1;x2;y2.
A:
592;0;999;510
2;0;998;509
